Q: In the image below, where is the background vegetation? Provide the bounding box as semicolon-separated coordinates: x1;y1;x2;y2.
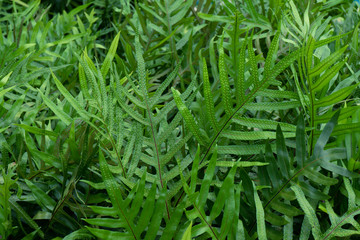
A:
1;0;360;239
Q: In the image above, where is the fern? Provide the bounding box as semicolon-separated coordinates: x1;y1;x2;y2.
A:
297;34;359;154
249;110;360;238
2;1;360;239
85;149;186;239
177;146;241;239
173;28;302;162
293;177;360;240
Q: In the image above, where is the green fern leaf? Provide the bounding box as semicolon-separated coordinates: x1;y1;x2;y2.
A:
114;90;149;126
51;70;90;121
331;122;360;136
96;62;109;119
291;185;321;239
237;34;246;102
202;58;219;131
135;34;147;95
151;59;182;108
306;36;316;70
254;187;267;240
245;101;300;111
232;117;297;131
78;63;91;99
221;130;295;140
276;125;290;179
266;48;302;83
8;199;45;239
218;166;237;238
309;45;347;78
78;54;101;103
263;31;280;80
117;82;146;109
255;89;299;99
312;60;345;92
99;150;138;239
270;200;303;217
197;148;217;208
248;37;259;88
303;168;338;185
154;78;197;125
314;32;350;48
85;227;133;239
143;186;166;240
314;84;358;108
127;123;143;178
101;31;120;79
38;90;73;125
171;87;207;146
169;1;192;25
218;36;232;116
181;222;192;240
135;183;156;233
218;144;275;155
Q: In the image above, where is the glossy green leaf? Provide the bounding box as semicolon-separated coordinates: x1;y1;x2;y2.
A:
255;188;267;240
25;179;56;212
181;222;192;240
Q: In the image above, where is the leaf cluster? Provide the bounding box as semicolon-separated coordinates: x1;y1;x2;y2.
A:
0;0;360;239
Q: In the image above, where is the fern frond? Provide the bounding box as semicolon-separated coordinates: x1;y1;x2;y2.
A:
38;90;73;125
202;57;219;131
51;70;90;121
172;87;207;146
96;150;138;239
218;35;232;116
101;31;120;79
78;54;101;103
150;58;182;108
291;185;321;239
254;187;267;240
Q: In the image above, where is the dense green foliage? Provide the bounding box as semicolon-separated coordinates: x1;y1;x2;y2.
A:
1;0;360;239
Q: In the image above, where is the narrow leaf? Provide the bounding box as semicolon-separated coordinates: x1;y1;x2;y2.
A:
101;31;120;78
254;188;267;240
51;70;90;121
218;35;232;116
172;87;206;146
202;58;218;131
